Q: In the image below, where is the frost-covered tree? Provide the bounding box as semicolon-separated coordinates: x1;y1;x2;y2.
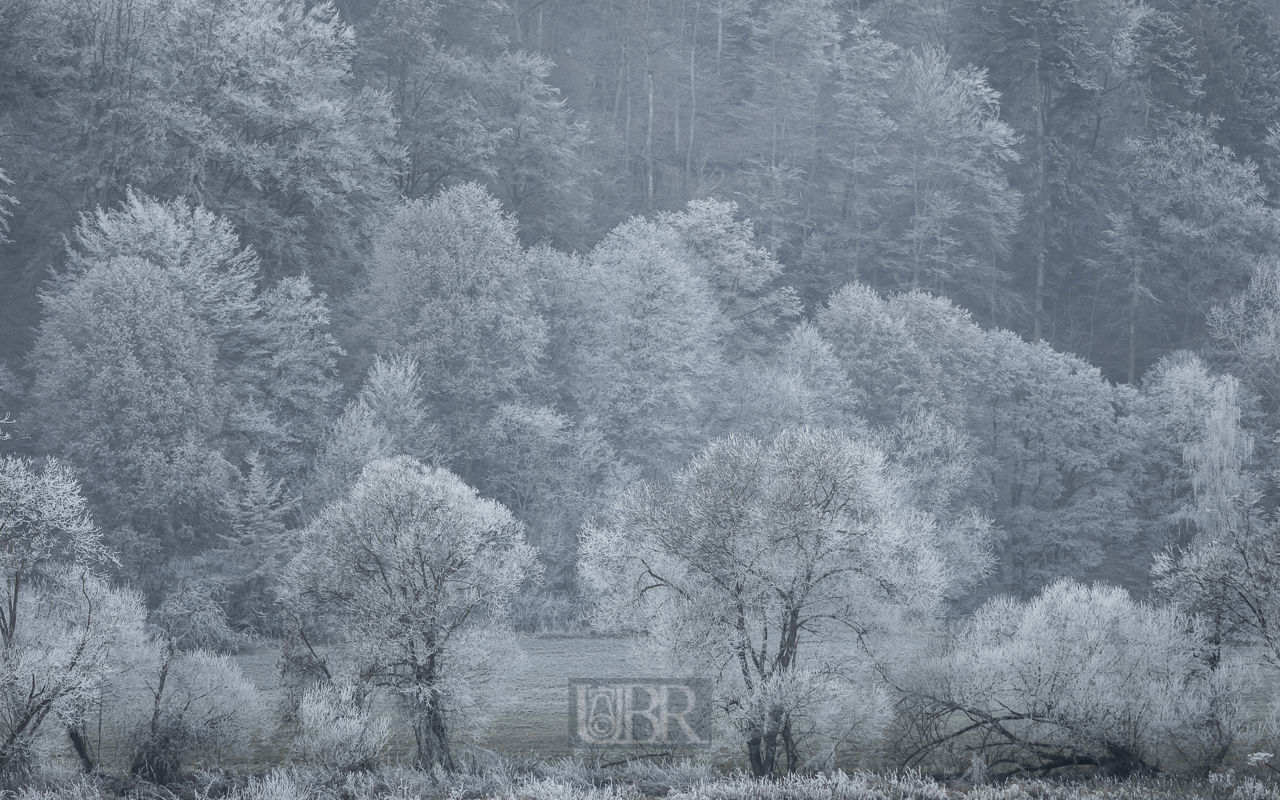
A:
225;277;347;484
479;404;623;590
1206;257;1280;481
580;428;991;776
815;284;1138;594
983;331;1138;593
1155;504;1280;680
562;217;726;477
1128;350;1274;634
480;52;592;245
819;22;898;297
815;284;987;430
205;453;296;634
1144;365;1280;677
306;355;443;516
15;0;397;283
29;194;342;576
1127;353;1224;553
355;0;497;199
731;0;838;253
0;456;145;779
283;457;539;770
1108;121;1280;382
659;199;799;358
32;252;235;557
359;185;547;473
722;322;862;441
877;47;1022;316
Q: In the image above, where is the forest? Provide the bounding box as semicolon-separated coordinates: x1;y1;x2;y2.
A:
6;0;1280;795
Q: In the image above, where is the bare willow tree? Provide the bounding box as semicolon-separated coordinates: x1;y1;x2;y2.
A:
283;456;539;770
580;428;990;776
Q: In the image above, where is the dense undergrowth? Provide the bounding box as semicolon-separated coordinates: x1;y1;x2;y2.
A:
10;762;1280;800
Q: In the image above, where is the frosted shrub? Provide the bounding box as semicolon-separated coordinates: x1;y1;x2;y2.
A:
230;771;312;800
667;771;949;800
295;683;390;772
124;650;267;783
13;781;105;800
900;581;1228;776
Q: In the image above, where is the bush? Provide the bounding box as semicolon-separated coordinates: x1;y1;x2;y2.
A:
294;683;391;773
123;650;267;783
898;581;1244;777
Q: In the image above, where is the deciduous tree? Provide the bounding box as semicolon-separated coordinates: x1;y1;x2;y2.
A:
359;185;547;474
29;194;342;577
283;456;539;770
0;456;145;779
560;216;726;476
580;428;991;776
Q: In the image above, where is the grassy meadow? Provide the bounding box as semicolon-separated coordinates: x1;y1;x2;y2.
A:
206;636;677;770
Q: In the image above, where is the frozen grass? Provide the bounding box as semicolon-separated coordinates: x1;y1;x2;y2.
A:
10;763;1280;800
227;636;672;765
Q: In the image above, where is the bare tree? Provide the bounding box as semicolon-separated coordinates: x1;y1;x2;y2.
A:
580;428;991;776
283;456;540;770
0;456;145;780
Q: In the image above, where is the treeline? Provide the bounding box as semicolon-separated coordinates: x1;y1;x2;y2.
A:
1;0;1279;598
6;0;1280;374
13;184;1277;613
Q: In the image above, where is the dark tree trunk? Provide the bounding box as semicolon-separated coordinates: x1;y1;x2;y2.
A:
413;694;454;771
67;725;96;773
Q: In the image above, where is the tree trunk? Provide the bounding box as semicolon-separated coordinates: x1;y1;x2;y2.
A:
782;715;799;773
612;54;625;127
1033;52;1048;344
746;705;789;777
911;161;921;289
413;690;455;771
685;29;696;197
3;572;20;643
67;725;96;773
673;80;680;163
991;224;999;328
645;49;654;211
716;0;723;67
624;47;633;200
132;643;180;783
1128;258;1140;384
